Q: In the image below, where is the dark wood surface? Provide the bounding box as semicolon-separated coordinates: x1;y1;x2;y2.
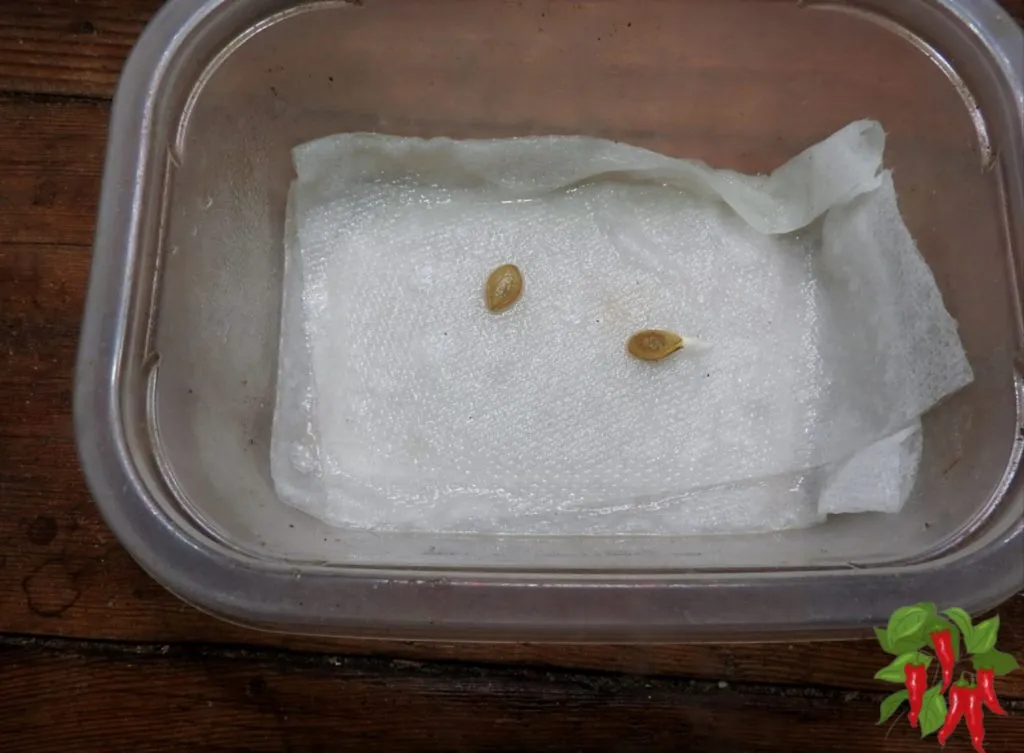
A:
2;1;1024;751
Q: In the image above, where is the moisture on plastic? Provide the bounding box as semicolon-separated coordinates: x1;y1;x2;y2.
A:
75;0;1024;641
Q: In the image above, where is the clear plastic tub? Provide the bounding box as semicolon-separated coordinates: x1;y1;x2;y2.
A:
76;0;1024;640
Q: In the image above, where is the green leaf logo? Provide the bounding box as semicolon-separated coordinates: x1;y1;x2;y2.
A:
918;686;947;738
886;605;932;646
971;648;1020;677
873;651;931;683
943;607;973;642
877;689;908;724
966;616;999;656
874;627;894;655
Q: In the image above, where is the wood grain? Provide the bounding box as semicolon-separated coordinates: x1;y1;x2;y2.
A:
1;635;1023;753
0;0;163;98
0;0;1021;100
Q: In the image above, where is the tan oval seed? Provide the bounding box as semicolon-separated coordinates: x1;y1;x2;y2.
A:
628;330;684;362
485;264;523;313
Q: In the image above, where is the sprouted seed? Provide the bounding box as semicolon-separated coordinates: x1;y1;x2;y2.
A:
628;330;684;362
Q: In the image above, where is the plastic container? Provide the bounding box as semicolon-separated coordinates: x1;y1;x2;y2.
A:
76;0;1024;641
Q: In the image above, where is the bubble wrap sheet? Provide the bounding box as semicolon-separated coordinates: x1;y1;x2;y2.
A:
271;121;973;535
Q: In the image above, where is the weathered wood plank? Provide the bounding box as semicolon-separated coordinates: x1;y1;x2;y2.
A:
0;0;163;97
1;636;1022;753
0;1;1020;100
0;96;107;246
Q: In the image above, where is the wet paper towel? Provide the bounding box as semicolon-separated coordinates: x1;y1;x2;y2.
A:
270;121;973;534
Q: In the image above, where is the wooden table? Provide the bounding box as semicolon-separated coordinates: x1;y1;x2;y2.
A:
1;1;1023;750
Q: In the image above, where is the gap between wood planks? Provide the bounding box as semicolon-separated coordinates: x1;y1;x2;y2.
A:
0;89;112;106
3;632;1023;753
2;631;1022;711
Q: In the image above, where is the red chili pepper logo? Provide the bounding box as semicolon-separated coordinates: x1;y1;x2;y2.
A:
964;686;987;753
977;669;1007;716
904;662;929;727
938;681;970;747
874;603;1020;752
930;628;956;692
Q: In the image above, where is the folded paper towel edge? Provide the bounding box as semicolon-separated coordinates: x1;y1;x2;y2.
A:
290;120;887;237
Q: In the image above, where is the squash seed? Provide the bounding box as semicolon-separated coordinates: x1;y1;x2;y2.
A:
485;264;523;313
628;330;684;362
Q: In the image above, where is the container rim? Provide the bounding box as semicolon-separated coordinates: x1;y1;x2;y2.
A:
75;0;1024;641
